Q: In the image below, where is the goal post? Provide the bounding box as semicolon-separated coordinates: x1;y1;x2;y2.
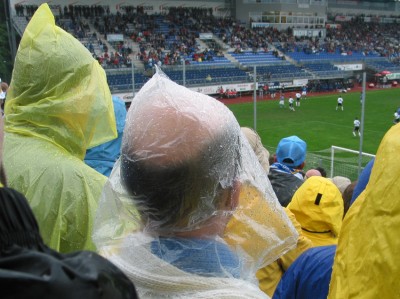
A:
329;146;375;180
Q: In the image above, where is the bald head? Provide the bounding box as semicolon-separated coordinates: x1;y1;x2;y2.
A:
123;96;229;167
305;169;322;179
120;73;241;230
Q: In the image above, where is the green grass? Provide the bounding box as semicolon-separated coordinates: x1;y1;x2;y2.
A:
227;88;400;155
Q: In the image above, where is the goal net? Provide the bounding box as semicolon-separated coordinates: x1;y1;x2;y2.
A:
305;146;375;181
264;145;375;181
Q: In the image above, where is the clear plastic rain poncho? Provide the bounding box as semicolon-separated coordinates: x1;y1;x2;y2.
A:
93;69;298;298
4;4;117;253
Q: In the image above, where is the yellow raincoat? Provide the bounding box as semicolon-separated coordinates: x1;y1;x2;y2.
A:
4;4;117;253
287;176;344;246
256;208;312;297
328;124;400;299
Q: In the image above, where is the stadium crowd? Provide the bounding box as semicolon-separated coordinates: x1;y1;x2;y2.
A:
14;4;400;70
2;3;400;299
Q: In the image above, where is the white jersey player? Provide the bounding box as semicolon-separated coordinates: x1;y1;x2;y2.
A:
288;97;295;111
353;117;361;136
295;92;301;106
336;97;344;111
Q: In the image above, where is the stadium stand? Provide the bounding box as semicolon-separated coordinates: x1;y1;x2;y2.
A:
8;3;400;95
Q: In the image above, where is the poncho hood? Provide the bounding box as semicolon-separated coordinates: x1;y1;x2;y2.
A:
288;176;344;246
5;4;116;160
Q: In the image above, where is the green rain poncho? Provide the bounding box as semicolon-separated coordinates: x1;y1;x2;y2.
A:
4;4;117;253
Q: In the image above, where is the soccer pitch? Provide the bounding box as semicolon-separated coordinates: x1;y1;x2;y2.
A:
228;88;400;156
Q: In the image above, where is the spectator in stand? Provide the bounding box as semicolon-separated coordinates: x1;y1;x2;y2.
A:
272;155;375;299
271;163;365;299
0;82;8;113
330;176;351;195
256;206;313;298
271;176;354;299
329;123;400;298
341;181;357;218
304;168;322;179
273;176;343;297
241;129;312;298
0;78;138;299
287;176;344;247
93;69;298;298
0;178;139;299
85;95;127;177
268;136;306;207
273;245;337;299
315;166;327;178
4;4;117;253
350;158;374;205
241;127;270;174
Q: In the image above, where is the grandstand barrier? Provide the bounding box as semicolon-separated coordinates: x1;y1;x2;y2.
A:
113;81;258;102
106;64;319;95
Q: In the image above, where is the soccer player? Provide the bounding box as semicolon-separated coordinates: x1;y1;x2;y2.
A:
259;85;264;99
295;92;301;107
263;84;269;97
337;96;344;111
353;117;361;137
394;111;400;124
289;96;295;111
270;86;276;99
302;85;307;100
279;94;285;108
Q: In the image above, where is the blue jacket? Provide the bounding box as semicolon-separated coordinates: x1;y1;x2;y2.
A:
273;245;336;299
350;158;374;205
85;96;127;176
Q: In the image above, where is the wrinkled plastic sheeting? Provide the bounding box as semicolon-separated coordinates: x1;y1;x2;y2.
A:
5;3;116;160
94;69;298;281
328;123;400;299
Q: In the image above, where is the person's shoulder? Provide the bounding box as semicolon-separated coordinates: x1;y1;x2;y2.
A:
269;167;303;182
5;134;106;191
2;248;138;299
301;245;336;260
